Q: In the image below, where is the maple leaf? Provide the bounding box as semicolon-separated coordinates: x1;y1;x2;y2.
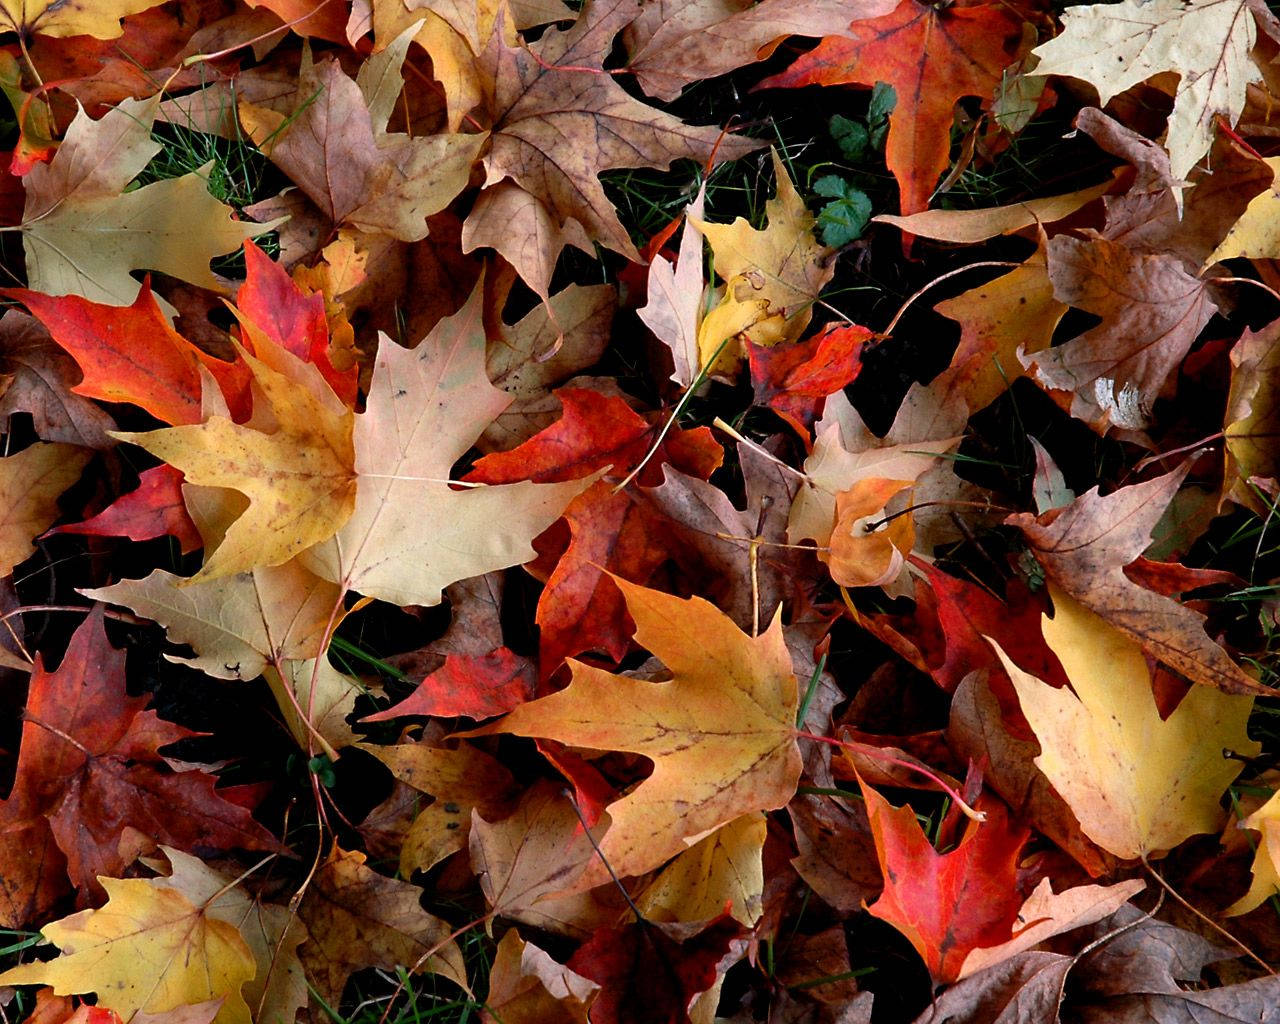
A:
1007;464;1262;695
0;0;166;38
483;929;599;1024
85;551;340;682
693;150;835;354
479;282;616;452
0;310;115;448
859;775;1029;984
467;577;802;881
638;187;705;388
1224;317;1280;515
634;814;766;927
623;0;894;102
299;285;590;607
788;390;960;588
0;874;257;1024
296;847;467;1008
565;915;742;1024
872;176;1117;243
53;465;201;554
0;606;280;909
361;741;517;875
757;0;1027;216
1204;156;1280;265
957;878;1145;979
152;848;308;1024
363;0;572;132
235;240;357;407
469;780;620;939
19;96;273;306
992;585;1258;860
1031;0;1270;182
1026;234;1216;431
117;337;357;583
1225;789;1280;915
0;442;90;578
747;321;868;437
932;234;1065;415
241;44;484;243
461;0;759;300
9;283;250;426
948;671;1117;878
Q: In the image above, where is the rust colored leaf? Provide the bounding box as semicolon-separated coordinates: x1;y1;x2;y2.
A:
51;465;201;554
758;0;1027;215
9;283;250;426
0;607;280;906
860;776;1029;984
566;915;742;1024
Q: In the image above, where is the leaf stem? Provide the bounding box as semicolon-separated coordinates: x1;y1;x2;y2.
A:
795;730;986;822
1140;855;1275;975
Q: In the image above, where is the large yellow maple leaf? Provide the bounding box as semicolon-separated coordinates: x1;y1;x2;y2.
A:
469;577;802;881
0;875;256;1024
992;585;1258;860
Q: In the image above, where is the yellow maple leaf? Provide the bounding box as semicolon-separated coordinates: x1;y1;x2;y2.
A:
0;0;165;38
1226;790;1280;916
0;442;90;577
693;149;835;348
1205;156;1280;265
0;876;256;1024
467;577;802;880
634;813;766;927
992;584;1258;860
116;339;357;583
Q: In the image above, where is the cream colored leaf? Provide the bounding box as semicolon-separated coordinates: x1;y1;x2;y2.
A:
872;177;1116;243
993;585;1259;860
638;186;705;387
299;285;589;606
82;557;341;681
1031;0;1262;180
958;878;1145;978
22;99;273;305
0;876;256;1024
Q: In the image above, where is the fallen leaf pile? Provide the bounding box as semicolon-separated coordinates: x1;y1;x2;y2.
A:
1;0;1280;1021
